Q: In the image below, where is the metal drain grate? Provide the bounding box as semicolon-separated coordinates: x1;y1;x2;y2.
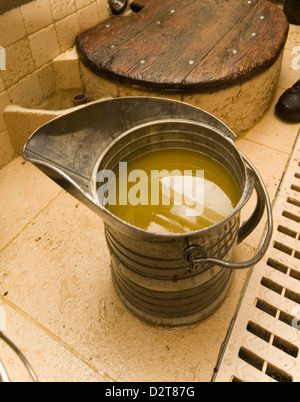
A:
213;132;300;383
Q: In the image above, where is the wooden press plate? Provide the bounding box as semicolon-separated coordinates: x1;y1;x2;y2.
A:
76;0;289;92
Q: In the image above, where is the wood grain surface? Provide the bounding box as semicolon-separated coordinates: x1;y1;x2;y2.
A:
76;0;289;92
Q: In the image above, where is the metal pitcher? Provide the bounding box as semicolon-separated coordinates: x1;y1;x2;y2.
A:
23;97;273;326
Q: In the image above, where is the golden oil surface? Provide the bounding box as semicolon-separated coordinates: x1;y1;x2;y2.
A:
106;149;241;234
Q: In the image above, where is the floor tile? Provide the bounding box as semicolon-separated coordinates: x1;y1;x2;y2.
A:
0;299;106;382
285;24;300;51
0;157;62;250
243;89;299;155
235;139;290;201
278;47;300;90
235;138;292;249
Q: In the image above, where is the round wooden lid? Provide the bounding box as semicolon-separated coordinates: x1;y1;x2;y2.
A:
76;0;289;92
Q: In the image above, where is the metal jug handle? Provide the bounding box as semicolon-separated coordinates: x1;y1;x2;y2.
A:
183;153;273;270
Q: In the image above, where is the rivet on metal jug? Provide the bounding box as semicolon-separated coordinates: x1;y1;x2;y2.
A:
23;97;273;327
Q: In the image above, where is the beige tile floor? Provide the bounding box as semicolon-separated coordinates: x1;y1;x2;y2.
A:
0;25;299;383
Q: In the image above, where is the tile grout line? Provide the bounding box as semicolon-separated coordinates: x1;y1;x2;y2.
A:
0;189;65;255
237;137;295;156
0;294;116;382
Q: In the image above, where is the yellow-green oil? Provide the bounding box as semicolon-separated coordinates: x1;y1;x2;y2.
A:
106;149;241;234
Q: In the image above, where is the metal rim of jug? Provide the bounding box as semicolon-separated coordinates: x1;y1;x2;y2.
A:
90;118;249;238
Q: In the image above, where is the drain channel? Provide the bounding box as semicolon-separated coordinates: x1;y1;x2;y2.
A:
214;132;300;382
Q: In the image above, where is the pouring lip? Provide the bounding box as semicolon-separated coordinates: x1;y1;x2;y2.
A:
90;118;250;239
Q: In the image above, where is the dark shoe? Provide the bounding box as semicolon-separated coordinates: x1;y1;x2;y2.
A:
275;80;300;122
284;0;300;25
